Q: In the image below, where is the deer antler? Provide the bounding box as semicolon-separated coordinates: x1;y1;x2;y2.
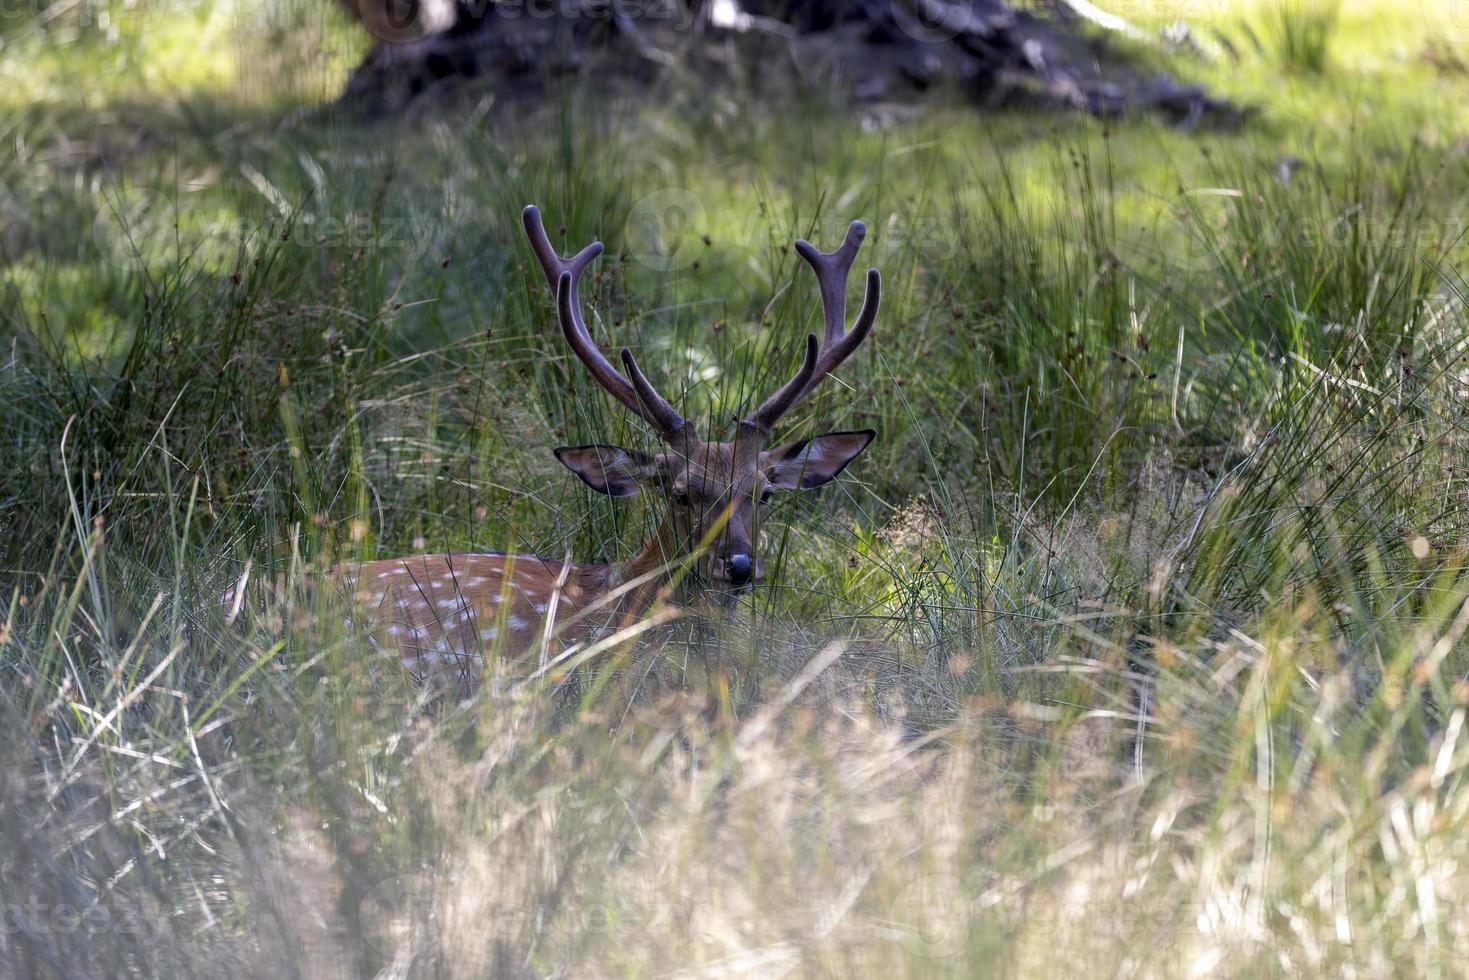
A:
523;206;696;446
746;220;881;433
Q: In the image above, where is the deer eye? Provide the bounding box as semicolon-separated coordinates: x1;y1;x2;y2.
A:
759;488;773;504
671;489;691;506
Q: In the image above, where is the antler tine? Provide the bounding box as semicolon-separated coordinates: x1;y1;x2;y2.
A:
745;220;882;433
523;207;615;400
794;220;867;346
620;347;695;444
748;334;820;433
797;266;881;403
527;205;694;446
522;204;603;291
554;273;693;444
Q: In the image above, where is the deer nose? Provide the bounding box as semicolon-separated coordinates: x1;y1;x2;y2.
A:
725;553;753;586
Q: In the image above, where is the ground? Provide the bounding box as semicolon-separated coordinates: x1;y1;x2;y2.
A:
4;0;1469;975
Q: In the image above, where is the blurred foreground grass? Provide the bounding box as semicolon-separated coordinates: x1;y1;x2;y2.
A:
5;0;1469;975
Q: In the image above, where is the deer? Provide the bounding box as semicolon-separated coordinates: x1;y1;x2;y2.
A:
319;205;881;685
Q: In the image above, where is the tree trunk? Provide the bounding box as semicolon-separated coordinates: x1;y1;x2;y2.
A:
334;0;1241;128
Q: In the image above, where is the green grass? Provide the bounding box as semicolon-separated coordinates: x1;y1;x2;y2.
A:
6;0;1469;975
1267;0;1343;72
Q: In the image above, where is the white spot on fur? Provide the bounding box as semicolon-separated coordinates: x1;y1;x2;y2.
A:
437;598;461;610
387;625;403;636
508;616;527;631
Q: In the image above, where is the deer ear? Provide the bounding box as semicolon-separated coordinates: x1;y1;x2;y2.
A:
554;445;660;497
763;429;876;490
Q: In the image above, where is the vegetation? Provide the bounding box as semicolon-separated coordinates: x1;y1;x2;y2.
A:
4;0;1469;975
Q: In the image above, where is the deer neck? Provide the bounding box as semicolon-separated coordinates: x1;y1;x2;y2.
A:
581;518;685;621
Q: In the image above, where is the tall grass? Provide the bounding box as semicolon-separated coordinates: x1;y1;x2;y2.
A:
1266;0;1343;73
6;2;1469;975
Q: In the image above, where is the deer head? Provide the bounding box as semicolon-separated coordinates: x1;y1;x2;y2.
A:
523;205;880;590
